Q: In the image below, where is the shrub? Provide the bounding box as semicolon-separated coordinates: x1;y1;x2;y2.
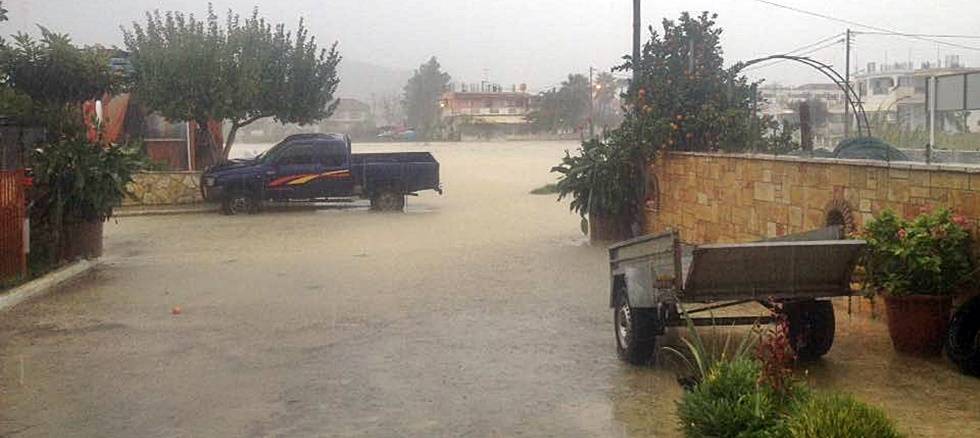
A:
663;310;760;384
551;130;644;234
786;393;903;438
677;358;793;438
863;208;974;296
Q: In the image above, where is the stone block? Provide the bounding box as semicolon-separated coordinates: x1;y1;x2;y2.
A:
804;208;825;229
909;186;930;198
909;170;930;187
859;199;872;213
753;182;776;202
971;174;980;191
803;187;832;210
789;206;803;228
888;168;909;179
887;184;910;202
828;167;849;186
931;172;968;189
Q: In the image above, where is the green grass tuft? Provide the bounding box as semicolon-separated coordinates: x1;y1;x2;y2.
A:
529;183;559;195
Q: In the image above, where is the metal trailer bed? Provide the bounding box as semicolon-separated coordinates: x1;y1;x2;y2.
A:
608;226;866;364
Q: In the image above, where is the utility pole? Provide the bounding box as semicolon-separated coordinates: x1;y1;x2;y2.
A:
632;0;645;236
844;28;851;139
589;66;595;138
633;0;641;86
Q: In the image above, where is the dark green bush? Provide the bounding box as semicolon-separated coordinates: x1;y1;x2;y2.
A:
786;393;903;438
677;358;796;438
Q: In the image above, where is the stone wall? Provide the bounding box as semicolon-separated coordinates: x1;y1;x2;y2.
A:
646;152;980;318
646;152;980;243
124;171;203;206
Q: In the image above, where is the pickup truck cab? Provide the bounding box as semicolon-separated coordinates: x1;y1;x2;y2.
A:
201;133;441;214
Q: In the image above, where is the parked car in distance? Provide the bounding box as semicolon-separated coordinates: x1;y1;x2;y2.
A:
201;133;441;214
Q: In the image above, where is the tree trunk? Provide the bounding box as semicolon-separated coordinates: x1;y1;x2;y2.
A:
222;116;265;159
223;122;240;160
196;122;221;168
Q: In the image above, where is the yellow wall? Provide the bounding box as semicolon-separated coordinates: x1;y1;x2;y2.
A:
646;151;980;244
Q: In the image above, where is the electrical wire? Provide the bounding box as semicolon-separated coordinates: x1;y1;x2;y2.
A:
747;0;980;52
851;31;980;40
742;37;844;72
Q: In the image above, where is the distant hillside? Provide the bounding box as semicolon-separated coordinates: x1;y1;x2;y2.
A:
335;59;412;103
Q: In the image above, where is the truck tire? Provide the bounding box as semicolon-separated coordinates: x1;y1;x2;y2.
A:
370;190;405;212
783;300;835;361
614;291;659;365
221;194;259;215
947;297;980;377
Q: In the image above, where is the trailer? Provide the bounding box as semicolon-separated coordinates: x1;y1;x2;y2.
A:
608;226;866;364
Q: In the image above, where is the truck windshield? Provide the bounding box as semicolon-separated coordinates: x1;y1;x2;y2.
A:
254;142;286;163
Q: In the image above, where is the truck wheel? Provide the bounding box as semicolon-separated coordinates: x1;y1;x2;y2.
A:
947;297;980;377
221;195;259;215
783;300;835;361
614;291;658;365
371;191;405;212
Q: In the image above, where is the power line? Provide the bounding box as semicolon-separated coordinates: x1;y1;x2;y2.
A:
742;37;844;72
747;0;980;52
853;31;980;40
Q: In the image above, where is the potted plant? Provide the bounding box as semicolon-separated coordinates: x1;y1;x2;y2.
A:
29;136;142;261
552;132;641;243
863;208;975;356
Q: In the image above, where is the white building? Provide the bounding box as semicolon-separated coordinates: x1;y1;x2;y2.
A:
852;57;977;132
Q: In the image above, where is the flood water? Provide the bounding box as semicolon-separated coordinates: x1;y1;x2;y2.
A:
0;140;978;436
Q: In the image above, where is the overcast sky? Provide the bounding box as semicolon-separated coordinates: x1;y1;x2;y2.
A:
5;0;980;93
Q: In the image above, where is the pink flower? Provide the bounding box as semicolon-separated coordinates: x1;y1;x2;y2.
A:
952;214;969;228
897;228;908;239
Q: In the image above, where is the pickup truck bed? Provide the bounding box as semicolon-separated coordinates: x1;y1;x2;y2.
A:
351;153;441;195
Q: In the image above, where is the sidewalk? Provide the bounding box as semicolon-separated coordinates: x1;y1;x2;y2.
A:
114;203;218;217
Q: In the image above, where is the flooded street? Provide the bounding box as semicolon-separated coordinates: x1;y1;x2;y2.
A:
1;141;979;437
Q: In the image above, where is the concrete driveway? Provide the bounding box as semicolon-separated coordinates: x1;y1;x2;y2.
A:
1;141;978;437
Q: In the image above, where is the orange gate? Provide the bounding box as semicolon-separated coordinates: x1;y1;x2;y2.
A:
0;170;26;281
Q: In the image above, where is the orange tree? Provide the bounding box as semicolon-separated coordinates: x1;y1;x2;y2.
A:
554;12;795;237
617;11;794;155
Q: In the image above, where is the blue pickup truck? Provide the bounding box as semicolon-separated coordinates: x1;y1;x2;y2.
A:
201;133;441;214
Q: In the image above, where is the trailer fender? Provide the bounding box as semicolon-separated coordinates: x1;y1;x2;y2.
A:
621;265;659;309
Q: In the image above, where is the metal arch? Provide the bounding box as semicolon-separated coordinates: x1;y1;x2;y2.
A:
736;55;871;138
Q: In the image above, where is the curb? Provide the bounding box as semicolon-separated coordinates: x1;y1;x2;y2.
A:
114;205;219;217
0;259;99;312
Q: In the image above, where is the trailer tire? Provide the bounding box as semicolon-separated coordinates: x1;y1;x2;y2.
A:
784;300;835;361
370;190;405;212
614;291;658;365
946;297;980;377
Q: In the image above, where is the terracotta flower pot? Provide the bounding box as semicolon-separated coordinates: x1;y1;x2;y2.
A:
60;220;104;261
883;294;952;357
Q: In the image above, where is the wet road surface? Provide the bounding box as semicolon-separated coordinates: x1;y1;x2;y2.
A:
2;141;979;437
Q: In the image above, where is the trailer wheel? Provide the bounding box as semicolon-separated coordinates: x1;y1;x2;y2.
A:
947;297;980;377
784;300;835;361
370;190;405;212
614;291;659;365
221;194;259;215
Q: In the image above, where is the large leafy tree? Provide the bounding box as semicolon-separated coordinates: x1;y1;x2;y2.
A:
402;57;450;139
618;11;794;154
123;5;341;161
528;74;591;133
594;72;625;131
